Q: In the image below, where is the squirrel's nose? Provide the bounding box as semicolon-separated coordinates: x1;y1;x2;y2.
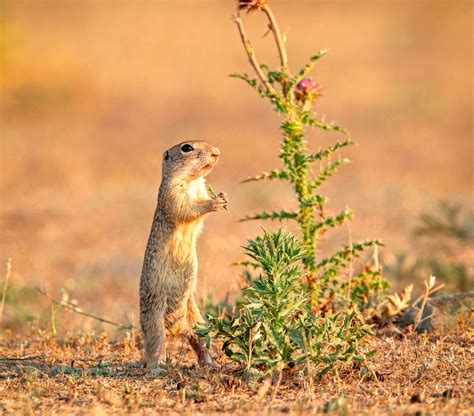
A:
211;147;220;159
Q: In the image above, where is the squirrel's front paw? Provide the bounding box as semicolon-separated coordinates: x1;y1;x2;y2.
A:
210;192;228;211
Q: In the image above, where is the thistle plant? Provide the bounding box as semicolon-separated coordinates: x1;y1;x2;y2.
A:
233;1;388;311
198;1;394;376
197;230;373;376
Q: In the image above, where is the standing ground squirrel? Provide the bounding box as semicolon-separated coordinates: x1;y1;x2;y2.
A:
139;140;227;368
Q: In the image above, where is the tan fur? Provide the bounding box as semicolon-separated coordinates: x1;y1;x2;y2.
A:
139;140;227;368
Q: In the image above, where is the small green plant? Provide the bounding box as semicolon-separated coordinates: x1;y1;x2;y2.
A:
198;1;393;376
413;201;474;242
385;201;474;292
232;1;388;313
197;230;372;376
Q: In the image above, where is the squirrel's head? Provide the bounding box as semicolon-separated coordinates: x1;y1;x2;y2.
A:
162;140;221;181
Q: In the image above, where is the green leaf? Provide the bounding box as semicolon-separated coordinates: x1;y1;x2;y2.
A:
305;140;355;163
241;169;290;183
313;208;353;234
306;117;349;133
229;73;267;97
301;194;328;208
240;210;298;222
316;240;383;270
310;158;351;189
292;50;329;86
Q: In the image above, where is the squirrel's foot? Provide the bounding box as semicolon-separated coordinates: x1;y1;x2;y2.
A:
210;192;228;211
199;355;221;369
147;367;166;377
145;361;166;376
197;348;221;369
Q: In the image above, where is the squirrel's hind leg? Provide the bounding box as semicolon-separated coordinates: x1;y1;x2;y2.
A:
187;296;219;368
141;302;166;370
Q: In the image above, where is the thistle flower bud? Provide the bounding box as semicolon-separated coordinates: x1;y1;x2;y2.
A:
294;77;322;102
238;0;267;12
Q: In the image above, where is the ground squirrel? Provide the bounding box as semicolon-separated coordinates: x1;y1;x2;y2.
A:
139;140;227;368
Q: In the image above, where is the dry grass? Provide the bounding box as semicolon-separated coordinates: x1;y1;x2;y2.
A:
0;327;472;415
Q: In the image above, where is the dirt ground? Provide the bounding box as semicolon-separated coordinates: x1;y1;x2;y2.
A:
0;326;472;415
1;0;473;347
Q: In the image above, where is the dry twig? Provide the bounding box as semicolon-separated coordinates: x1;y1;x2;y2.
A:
413;275;444;331
232;14;276;96
261;4;288;69
38;287;133;330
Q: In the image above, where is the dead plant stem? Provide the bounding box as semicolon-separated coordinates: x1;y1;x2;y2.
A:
233;14;276;96
261;4;288;70
38;288;133;330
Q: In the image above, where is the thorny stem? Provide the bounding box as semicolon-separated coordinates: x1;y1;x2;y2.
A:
235;7;316;268
233;14;276;96
261;4;288;70
286;123;317;269
235;5;356;272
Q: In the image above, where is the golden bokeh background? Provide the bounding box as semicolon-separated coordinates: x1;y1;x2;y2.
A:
1;0;472;332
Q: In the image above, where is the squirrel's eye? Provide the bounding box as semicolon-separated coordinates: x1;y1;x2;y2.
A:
180;144;194;153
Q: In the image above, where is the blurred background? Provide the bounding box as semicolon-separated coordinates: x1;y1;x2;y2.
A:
1;0;472;333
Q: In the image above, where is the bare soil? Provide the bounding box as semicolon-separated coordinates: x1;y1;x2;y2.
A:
0;328;472;415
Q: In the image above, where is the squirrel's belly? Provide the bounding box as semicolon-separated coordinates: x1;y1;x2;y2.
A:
140;221;201;311
163;224;200;309
142;248;196;312
164;258;196;311
158;224;198;281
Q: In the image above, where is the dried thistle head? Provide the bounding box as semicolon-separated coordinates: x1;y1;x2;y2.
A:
294;77;323;102
238;0;267;12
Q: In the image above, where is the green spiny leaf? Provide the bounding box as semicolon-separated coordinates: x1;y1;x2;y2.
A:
313;208;353;234
240;210;298;222
310;158;350;189
241;169;290;183
301;194;328;208
316;240;384;270
305;140;355;163
305;117;349;133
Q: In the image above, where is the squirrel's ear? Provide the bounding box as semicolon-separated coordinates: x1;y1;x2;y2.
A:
164;151;170;161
